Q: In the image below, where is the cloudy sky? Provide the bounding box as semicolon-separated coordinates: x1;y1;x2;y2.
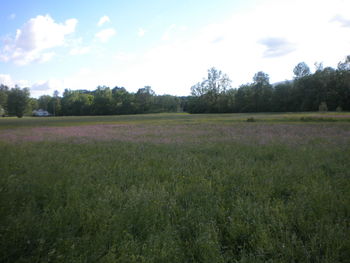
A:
0;0;349;97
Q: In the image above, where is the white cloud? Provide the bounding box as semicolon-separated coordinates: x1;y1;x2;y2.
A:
0;74;14;87
97;16;110;27
30;79;62;97
0;74;29;88
0;74;62;98
95;28;116;43
0;15;78;65
122;0;350;94
138;28;146;37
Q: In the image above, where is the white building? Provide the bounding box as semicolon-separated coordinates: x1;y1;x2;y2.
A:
33;109;51;117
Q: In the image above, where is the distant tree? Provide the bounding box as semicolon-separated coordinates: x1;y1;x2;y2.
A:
190;82;206;97
337;55;350;71
252;71;272;112
293;62;311;79
234;84;255;112
49;90;61;116
335;58;350;111
191;67;231;96
205;67;232;94
92;86;113;115
27;98;39;114
38;95;52;111
319;102;328;112
189;67;232;113
135;86;155;113
314;62;324;72
0;84;9;115
7;87;30;118
271;81;293;112
112;86;136;114
253;71;270;86
61;90;94;116
154;95;180;112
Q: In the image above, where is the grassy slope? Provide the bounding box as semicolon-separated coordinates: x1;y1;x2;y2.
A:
0;113;349;262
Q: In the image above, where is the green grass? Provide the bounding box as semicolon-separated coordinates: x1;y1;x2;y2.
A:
1;112;350;130
0;113;349;262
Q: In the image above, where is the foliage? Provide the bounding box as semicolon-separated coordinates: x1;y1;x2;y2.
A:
188;67;232;113
319;101;328;112
135;86;156;113
38;95;52;111
0;84;9;113
293;62;311;79
6;87;30;118
27;98;39;115
187;56;350;113
246;117;256;122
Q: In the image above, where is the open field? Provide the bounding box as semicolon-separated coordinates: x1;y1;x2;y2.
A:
1;113;350;262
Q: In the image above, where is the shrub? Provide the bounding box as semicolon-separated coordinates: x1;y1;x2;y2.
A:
319;102;328;112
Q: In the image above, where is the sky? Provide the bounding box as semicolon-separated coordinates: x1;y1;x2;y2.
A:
0;0;350;98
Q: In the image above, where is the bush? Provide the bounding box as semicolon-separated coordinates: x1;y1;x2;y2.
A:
336;106;342;112
319;102;328;112
246;117;256;122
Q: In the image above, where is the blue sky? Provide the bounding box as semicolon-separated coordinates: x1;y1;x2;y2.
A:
0;0;350;97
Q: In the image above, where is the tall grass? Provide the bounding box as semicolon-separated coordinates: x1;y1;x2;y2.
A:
0;114;349;262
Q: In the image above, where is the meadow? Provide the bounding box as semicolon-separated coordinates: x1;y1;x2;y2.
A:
0;112;349;262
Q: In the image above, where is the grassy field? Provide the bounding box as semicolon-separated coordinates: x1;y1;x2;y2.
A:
0;112;349;262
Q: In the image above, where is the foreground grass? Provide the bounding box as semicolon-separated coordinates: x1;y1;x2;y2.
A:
0;114;350;262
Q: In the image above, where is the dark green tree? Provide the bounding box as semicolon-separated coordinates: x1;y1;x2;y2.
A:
135;86;155;113
27;98;39;114
234;84;255;112
7;86;30;118
154;95;180;112
0;84;9;115
92;86;113;115
112;87;136;114
49;90;61;116
61;89;93;116
252;71;272;112
38;95;52;111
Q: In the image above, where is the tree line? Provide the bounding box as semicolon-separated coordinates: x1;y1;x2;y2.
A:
0;56;349;117
0;85;182;117
185;56;350;113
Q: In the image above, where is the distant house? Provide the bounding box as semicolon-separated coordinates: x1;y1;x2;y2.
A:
33;109;50;117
